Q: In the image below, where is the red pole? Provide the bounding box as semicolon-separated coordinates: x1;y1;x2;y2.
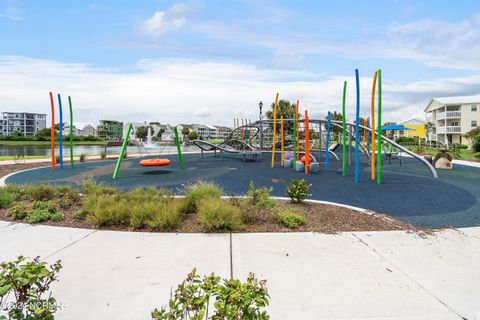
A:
49;92;56;170
305;110;310;174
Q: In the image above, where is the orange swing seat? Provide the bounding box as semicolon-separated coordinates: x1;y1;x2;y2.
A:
140;158;171;167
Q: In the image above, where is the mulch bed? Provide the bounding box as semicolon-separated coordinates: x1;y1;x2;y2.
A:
0;162;51;179
0;199;424;234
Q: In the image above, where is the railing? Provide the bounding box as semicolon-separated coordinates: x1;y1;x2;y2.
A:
436;111;461;119
436;126;461;134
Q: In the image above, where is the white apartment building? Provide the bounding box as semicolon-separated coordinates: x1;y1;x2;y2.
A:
0;112;46;136
424;95;480;147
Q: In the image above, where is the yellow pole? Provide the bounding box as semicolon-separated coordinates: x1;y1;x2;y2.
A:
371;71;378;181
281;116;284;166
271;93;279;168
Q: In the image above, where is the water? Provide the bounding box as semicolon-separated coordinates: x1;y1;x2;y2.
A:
0;144;199;157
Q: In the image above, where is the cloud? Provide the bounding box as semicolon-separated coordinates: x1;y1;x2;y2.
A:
0;0;20;20
139;2;193;37
1;55;480;127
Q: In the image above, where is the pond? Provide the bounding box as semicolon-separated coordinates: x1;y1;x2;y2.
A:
0;144;200;157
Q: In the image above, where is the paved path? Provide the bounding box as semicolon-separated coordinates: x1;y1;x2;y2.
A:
1;221;479;319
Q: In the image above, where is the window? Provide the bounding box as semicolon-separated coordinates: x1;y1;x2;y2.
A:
472;105;478;112
472;120;478;127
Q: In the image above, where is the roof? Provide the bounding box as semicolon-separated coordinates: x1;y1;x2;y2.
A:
424;94;480;112
399;118;425;125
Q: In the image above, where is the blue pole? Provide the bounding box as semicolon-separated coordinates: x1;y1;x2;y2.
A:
57;93;64;168
325;111;331;171
354;69;360;184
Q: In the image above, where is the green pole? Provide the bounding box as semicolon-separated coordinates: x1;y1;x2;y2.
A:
174;127;184;170
377;69;382;184
112;123;132;179
342;81;347;176
292;111;297;170
68;96;74;168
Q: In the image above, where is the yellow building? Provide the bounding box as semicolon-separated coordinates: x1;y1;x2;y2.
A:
399;118;426;138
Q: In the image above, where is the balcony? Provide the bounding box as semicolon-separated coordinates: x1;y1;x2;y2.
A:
436;111;461;120
436;126;461;134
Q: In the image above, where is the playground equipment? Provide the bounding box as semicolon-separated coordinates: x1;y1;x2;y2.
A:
68;96;74;168
49;92;55;171
192;125;262;162
49;92;76;170
112;123;184;179
57;94;64;169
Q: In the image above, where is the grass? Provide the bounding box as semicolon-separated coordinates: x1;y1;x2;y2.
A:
0;140;107;146
404;146;479;161
182;181;223;213
197;197;242;231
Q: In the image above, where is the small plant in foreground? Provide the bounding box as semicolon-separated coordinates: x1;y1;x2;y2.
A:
100;151;107;160
0;256;62;320
277;210;306;229
79;153;87;162
25;185;57;201
286;179;310;202
8;203;30;220
246;181;275;210
197;198;241;231
82;179;116;196
182;181;223;213
151;268;270;320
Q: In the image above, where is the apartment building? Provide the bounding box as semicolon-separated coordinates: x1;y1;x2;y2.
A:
97;120;124;141
214;126;232;139
192;124;217;140
424;95;480;147
398;118;426;138
0;112;46;136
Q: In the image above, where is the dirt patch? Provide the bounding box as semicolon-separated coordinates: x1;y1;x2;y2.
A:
0;199;424;234
0;162;50;179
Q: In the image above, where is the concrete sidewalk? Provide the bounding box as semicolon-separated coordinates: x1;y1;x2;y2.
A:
0;221;479;319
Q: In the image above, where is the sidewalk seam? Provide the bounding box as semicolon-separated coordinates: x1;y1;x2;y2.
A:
350;233;466;320
45;230;98;259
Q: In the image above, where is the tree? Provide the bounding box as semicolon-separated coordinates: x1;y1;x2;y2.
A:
181;127;190;140
425;121;434;146
266;99;298;136
473;136;480;152
157;128;165;140
188;130;198;140
135;126;148;140
35;128;56;141
464;127;480;146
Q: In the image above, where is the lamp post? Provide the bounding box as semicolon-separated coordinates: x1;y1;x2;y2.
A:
259;101;264;150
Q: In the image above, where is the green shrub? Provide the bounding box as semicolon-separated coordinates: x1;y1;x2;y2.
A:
197;198;241;231
25;185;57;201
26;209;52;223
32;201;57;213
277;210;306;229
246;181;275;210
55;186;81;208
0;256;62;320
0;189;13;208
50;212;65;222
82;179;116;196
8;203;30;220
183;181;223;213
473;136;480;152
152;268;269;320
100;151;107;160
3;184;24;200
145;201;181;231
286;179;309;202
79;153;87;162
86;195;130;227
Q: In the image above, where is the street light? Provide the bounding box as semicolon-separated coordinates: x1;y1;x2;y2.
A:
259;101;264;150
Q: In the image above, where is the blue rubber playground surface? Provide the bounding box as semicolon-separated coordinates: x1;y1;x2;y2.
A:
5;150;480;228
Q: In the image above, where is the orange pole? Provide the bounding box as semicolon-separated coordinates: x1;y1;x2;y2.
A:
371;71;378;181
295;100;299;159
304;110;310;174
271;93;279;168
281;116;284;166
49;92;56;171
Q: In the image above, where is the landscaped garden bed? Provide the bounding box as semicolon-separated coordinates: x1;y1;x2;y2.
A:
0;179;421;233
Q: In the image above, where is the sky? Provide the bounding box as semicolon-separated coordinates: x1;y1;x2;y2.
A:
1;0;480;126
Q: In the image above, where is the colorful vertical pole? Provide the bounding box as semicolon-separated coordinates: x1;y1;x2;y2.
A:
280;116;284;166
377;69;382;184
293;111;297;170
271;93;279;168
304;110;310;174
241;118;245;142
371;71;378;181
57;94;64;168
295;100;300;159
174;126;184;170
342;81;347;176
49;92;56;171
354;69;360;184
326;111;331;171
366;118;370;151
113;123;132;179
68;96;74;168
